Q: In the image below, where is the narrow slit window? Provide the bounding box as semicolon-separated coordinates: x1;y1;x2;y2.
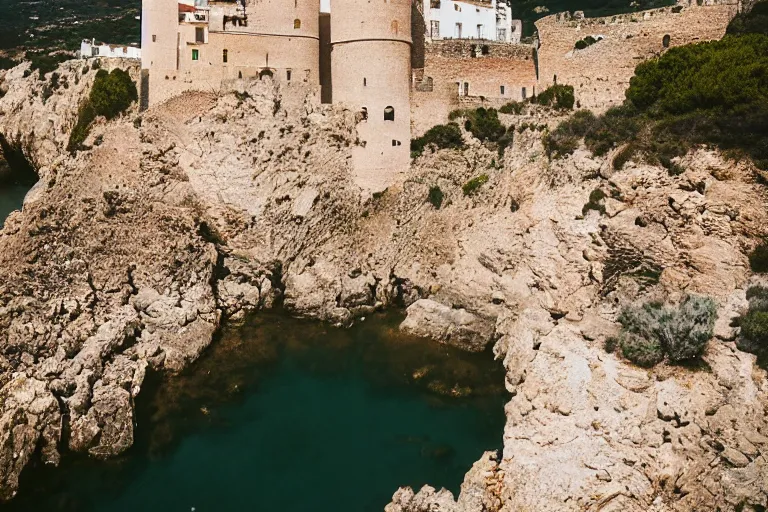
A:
223;49;228;63
152;34;157;42
287;69;292;81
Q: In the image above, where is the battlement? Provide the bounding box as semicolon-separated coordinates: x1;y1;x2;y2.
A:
538;0;739;27
425;39;534;60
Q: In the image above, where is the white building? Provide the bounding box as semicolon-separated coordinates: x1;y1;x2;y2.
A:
421;0;521;43
79;39;141;60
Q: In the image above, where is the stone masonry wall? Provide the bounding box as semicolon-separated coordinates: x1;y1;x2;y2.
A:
411;39;537;135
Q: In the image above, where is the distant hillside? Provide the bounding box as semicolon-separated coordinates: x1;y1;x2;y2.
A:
511;0;675;36
0;0;139;53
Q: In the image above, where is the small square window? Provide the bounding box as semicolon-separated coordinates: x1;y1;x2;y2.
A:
192;49;199;61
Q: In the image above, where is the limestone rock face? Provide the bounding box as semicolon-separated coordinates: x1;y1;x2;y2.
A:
1;56;768;511
400;299;495;352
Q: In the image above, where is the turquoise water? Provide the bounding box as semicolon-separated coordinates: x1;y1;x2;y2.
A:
0;181;28;227
4;313;507;512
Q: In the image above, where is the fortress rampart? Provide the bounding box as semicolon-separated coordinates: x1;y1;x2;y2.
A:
411;39;536;135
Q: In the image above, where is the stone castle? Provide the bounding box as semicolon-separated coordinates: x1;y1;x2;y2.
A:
141;0;413;186
140;0;739;188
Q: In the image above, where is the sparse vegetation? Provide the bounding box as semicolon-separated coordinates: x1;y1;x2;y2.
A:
499;100;525;115
460;107;507;143
531;84;575;110
574;35;601;50
462;174;489;196
27;52;70;80
749;240;768;273
615;295;717;367
582;188;606;215
67;68;137;152
428;186;444;209
410;122;464;157
0;56;18;70
726;0;768;36
737;284;768;367
548;26;768;170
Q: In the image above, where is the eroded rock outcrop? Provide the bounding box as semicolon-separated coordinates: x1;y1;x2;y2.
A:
0;57;767;511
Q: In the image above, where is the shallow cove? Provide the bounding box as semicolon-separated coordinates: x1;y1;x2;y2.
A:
4;312;508;512
0;158;34;228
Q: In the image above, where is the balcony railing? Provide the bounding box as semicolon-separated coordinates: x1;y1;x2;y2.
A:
179;10;209;23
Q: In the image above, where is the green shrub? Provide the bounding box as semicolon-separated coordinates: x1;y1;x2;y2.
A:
583;105;641;156
448;108;472;121
411;122;464;156
462;174;489;196
726;0;768;36
619;332;664;367
737;284;768;364
89;69;138;120
582;188;606;215
499;101;525;115
0;56;18;70
428;186;444;209
616;295;717;366
497;127;514;157
533;84;575;110
554;32;768;171
544;110;598;158
463;107;506;142
26;52;69;80
749;240;768;273
67;68;137;152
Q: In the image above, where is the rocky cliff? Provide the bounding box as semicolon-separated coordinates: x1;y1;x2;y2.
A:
0;58;767;510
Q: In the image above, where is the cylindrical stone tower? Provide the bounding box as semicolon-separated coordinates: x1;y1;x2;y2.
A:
330;0;412;187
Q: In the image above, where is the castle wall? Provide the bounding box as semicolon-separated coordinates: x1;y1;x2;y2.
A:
330;0;412;190
535;2;738;111
411;40;537;135
142;0;321;106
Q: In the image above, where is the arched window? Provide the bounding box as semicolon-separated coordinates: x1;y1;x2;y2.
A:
662;34;671;48
391;20;399;35
294;19;301;29
384;106;395;121
361;107;368;121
